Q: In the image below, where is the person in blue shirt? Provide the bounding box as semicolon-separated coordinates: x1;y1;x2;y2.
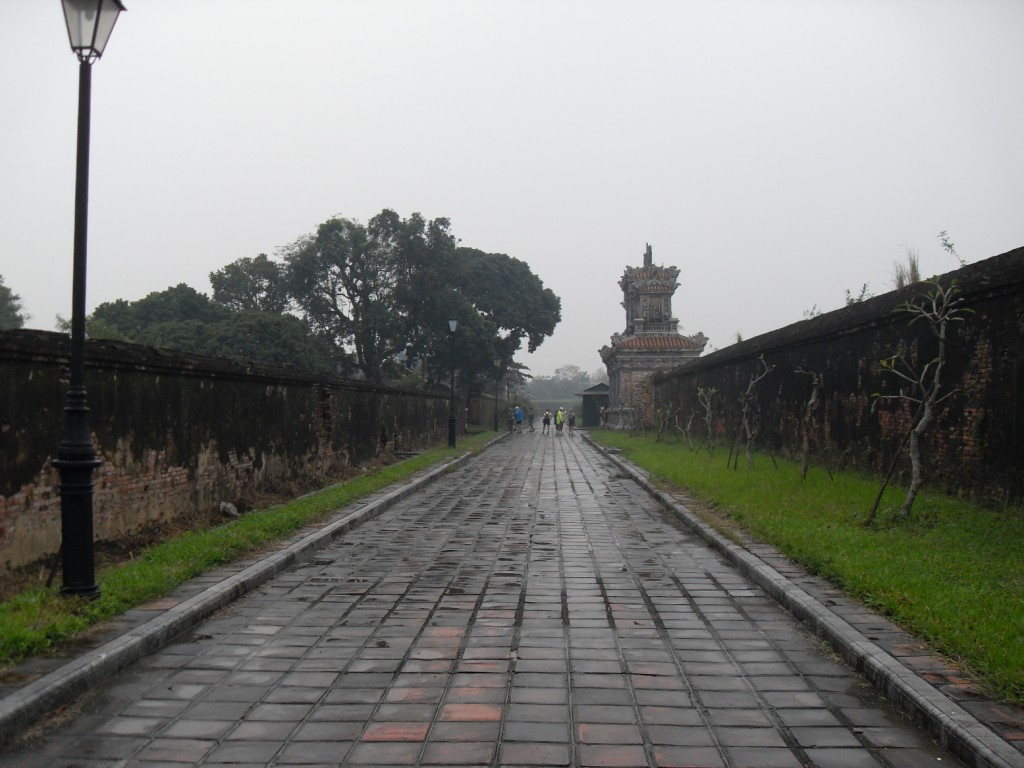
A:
514;405;524;432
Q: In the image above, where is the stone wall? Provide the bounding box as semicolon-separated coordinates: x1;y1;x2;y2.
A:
0;331;448;571
652;247;1024;507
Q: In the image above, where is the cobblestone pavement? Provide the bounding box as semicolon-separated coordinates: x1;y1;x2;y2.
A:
1;432;974;767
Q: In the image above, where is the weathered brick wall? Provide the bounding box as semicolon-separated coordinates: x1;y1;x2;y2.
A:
0;331;448;571
652;247;1024;506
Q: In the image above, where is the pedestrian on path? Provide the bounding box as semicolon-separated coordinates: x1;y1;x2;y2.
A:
542;409;552;434
555;406;565;434
567;409;576;436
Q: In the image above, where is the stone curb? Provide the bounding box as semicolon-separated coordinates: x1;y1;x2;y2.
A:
0;441;493;744
586;434;1023;768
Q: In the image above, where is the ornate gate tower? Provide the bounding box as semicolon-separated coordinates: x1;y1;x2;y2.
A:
599;244;707;422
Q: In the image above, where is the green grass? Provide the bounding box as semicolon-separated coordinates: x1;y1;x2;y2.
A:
589;430;1024;705
0;432;498;669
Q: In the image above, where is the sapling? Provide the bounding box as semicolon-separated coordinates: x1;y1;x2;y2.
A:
866;279;971;523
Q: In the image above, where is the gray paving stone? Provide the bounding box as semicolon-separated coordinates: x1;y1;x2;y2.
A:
2;433;1008;766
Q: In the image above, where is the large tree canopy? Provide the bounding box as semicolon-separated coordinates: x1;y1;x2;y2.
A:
89;285;334;372
209;253;290;313
283;214;410;382
282;211;561;385
77;209;561;386
0;275;27;330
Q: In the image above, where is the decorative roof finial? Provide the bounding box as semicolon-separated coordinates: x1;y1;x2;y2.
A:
644;243;653;267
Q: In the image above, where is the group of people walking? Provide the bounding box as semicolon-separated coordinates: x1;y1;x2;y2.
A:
509;405;576;435
541;406;575;436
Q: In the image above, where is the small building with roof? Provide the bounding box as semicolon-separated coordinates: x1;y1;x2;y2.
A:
599;244;706;424
576;381;610;428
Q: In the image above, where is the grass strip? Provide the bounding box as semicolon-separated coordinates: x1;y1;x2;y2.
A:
589;430;1024;705
0;432;497;669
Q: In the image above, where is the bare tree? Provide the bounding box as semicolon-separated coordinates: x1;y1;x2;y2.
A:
696;387;717;456
866;279;972;523
733;355;774;469
796;367;823;480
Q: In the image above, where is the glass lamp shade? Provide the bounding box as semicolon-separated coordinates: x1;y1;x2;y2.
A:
62;0;126;61
448;320;458;333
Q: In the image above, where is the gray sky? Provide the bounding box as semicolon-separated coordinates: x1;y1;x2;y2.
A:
2;0;1022;378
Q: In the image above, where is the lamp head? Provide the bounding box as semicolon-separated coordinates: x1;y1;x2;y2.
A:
448;319;458;333
62;0;126;63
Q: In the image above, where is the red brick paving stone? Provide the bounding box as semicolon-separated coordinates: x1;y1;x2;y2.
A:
361;721;430;741
385;685;447;703
653;745;727;767
421;739;496;765
500;741;573;766
439;702;504;721
577;722;644;744
578;743;650;767
344;740;423;765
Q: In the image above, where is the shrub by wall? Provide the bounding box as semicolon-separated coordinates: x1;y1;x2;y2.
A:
0;331;448;572
652;246;1024;507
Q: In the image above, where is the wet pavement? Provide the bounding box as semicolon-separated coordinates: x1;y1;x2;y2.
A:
1;430;1020;767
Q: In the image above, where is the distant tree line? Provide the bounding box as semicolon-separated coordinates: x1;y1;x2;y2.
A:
75;210;561;388
526;365;607;403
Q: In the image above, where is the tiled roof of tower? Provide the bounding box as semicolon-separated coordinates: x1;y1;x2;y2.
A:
616;335;704;351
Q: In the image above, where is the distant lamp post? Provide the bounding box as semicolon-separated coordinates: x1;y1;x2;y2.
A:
493;357;501;432
56;0;126;598
447;320;458;448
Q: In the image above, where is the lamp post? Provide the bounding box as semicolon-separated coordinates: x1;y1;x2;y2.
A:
56;0;125;598
493;357;501;432
447;320;457;448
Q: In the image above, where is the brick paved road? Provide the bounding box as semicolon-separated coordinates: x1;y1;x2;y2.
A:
3;432;960;767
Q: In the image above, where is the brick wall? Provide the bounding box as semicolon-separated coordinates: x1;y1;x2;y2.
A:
652;247;1024;506
0;331;448;571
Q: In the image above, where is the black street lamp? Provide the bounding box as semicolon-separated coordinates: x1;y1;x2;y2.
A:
493;357;501;432
56;0;126;598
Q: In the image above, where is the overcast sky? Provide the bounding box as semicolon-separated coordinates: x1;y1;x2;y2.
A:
2;0;1021;377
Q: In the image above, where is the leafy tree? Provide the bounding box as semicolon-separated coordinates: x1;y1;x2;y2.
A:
210;253;290;313
456;247;561;360
283;211;562;386
92;284;226;338
88;285;333;371
283;215;407;381
0;275;27;330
